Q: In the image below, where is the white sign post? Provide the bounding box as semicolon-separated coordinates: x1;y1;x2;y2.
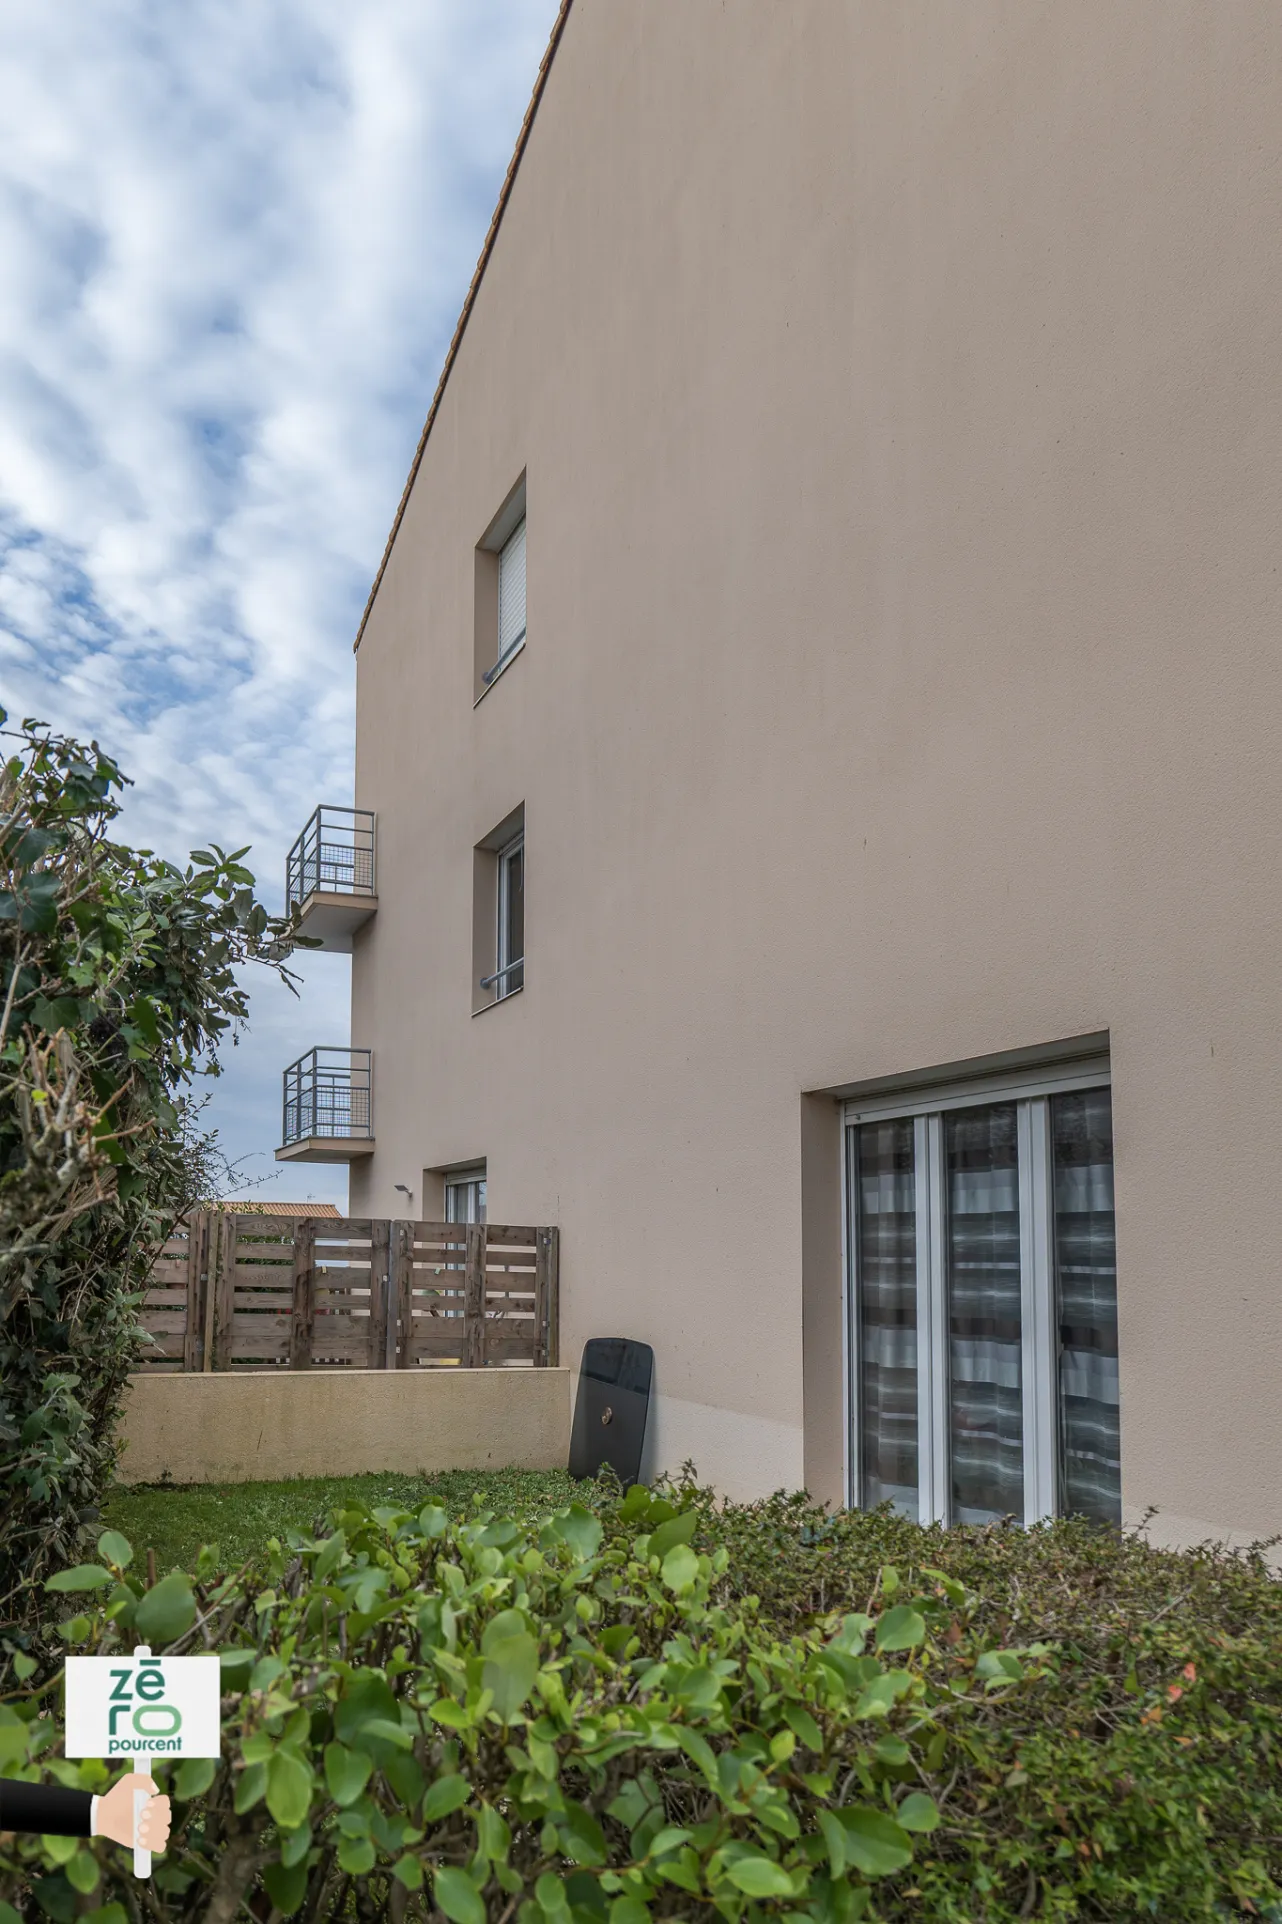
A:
65;1645;221;1878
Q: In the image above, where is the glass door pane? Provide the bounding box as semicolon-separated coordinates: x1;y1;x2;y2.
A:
1052;1088;1120;1523
853;1119;918;1515
946;1102;1023;1522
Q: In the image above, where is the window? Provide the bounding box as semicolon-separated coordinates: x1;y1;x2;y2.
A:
445;1167;487;1224
493;517;526;678
475;476;526;698
845;1064;1119;1527
495;831;525;998
474;804;525;1011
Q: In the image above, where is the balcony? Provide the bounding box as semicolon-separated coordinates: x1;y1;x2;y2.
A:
286;806;377;951
276;1047;375;1163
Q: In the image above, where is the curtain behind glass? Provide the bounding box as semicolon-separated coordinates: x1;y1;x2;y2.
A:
946;1103;1023;1523
1052;1089;1120;1524
854;1120;918;1515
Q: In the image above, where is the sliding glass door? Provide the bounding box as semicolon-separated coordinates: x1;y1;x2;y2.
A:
845;1073;1119;1527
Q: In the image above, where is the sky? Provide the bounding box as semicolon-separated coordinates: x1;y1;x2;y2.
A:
0;0;561;1208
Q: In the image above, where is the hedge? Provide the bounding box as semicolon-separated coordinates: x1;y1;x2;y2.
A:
1;1477;1279;1921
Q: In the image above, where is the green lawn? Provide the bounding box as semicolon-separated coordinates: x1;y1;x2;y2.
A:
102;1467;584;1577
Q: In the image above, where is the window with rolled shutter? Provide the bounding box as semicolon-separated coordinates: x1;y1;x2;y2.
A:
497;516;526;665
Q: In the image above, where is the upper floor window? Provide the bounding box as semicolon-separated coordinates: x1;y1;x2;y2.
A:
475;475;526;698
495;517;526;675
495;830;525;999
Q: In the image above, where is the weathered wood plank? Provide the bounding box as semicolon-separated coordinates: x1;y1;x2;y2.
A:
367;1219;391;1369
182;1211;210;1373
537;1225;559;1367
288;1217;315;1371
211;1212;238;1370
463;1224;487;1369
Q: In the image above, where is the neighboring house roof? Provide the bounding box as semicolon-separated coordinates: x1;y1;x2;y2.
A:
353;0;576;654
212;1201;343;1218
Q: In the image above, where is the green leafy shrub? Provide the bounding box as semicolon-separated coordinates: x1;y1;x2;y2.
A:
2;1480;1280;1921
0;712;302;1639
1;1484;1040;1922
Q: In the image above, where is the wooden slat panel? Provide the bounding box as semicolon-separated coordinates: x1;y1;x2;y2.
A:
215;1214;300;1239
481;1225;539;1247
212;1213;237;1370
143;1289;189;1308
463;1224;486;1369
537;1225;559;1368
148;1259;190;1286
183;1211;209;1373
289;1218;315;1371
141;1313;188;1335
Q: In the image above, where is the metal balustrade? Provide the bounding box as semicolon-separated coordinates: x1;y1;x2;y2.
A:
281;1047;373;1148
286;806;376;913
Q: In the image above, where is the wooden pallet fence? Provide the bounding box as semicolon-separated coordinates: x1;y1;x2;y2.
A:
137;1213;559;1372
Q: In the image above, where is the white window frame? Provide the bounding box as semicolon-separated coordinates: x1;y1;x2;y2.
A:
444;1167;487;1225
495;832;525;1000
488;515;526;684
843;1054;1111;1527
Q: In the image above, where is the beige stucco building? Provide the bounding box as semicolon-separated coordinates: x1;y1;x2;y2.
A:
279;2;1282;1548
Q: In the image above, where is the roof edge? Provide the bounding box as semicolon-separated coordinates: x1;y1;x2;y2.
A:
353;0;575;653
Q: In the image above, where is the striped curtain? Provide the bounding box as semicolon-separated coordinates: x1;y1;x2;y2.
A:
946;1103;1023;1523
1052;1089;1120;1524
854;1119;918;1515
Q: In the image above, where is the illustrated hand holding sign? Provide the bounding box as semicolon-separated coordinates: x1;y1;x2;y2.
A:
63;1644;220;1878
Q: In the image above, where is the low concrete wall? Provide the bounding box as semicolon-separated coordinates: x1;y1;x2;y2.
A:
117;1368;572;1485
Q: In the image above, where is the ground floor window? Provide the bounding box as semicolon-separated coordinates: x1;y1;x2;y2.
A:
445;1168;487;1225
844;1070;1118;1527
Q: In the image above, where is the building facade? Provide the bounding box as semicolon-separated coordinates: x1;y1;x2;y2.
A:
282;2;1282;1546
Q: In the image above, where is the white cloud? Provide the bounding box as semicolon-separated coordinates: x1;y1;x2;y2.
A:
0;0;561;1204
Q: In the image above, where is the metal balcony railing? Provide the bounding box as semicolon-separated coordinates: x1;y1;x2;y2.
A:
286;807;376;913
281;1048;373;1147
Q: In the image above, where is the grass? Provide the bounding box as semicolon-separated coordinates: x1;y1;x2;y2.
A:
102;1467;583;1575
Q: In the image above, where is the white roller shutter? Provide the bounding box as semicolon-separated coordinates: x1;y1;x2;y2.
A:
497;516;527;661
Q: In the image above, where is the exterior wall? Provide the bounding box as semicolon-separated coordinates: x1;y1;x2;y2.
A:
117;1369;571;1485
351;3;1282;1534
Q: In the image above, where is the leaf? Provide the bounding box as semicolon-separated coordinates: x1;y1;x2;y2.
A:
874;1605;926;1652
334;1671;399;1743
782;1702;824;1750
173;1757;216;1801
609;1900;651;1924
547;1503;603;1562
392;1854;424;1891
324;1742;373;1807
266;1746;314;1830
818;1809;847;1877
422;1773;471;1823
434;1865;487;1924
559;1799;607;1866
660;1544;698;1594
724;1855;794;1897
44;1565;113;1593
262;1861;308;1917
337;1834;375;1875
65;1850;99;1896
840;1807;914;1877
481;1610;540;1722
535;1871;573;1921
312;1531;346;1581
134;1572;196;1643
648;1510;698;1560
897;1792;940;1834
96;1531;133;1570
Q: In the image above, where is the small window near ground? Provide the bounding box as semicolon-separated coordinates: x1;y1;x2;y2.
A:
445;1168;487;1224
